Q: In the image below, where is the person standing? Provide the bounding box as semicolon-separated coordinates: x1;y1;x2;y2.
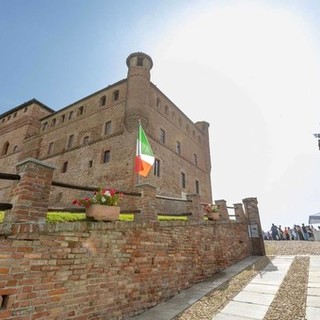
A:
271;223;278;240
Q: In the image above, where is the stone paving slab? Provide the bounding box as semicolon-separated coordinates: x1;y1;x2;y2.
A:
213;314;257;320
212;256;293;320
306;307;320;319
307;295;320;307
215;301;268;319
306;256;320;320
233;291;274;306
241;283;279;295
307;287;320;296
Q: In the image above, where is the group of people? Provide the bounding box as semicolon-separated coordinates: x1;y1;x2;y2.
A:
264;223;318;241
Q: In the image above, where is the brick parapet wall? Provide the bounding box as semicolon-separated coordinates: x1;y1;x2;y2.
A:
4;158;55;224
0;219;250;319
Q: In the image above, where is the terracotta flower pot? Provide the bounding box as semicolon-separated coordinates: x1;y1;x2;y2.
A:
207;212;220;221
86;204;120;222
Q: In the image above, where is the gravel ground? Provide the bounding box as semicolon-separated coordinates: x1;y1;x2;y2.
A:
173;240;320;320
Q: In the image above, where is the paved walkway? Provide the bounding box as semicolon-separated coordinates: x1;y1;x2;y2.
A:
129;255;320;320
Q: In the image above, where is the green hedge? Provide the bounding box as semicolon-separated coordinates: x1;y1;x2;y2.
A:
0;212;188;223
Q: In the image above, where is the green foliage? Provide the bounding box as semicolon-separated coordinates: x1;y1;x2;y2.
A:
46;212;134;222
0;212;188;223
46;212;87;223
158;215;187;221
47;213;187;222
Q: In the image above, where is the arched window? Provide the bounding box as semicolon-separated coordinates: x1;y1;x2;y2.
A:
13;145;18;153
112;90;119;101
137;57;144;66
176;141;181;154
100;96;106;106
78;106;84;115
2;141;9;155
83;136;90;145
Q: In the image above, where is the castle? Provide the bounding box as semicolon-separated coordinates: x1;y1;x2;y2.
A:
0;52;212;206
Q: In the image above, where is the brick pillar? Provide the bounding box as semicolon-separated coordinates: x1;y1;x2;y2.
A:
234;203;246;222
214;199;229;221
4;158;55;223
134;183;157;223
186;194;202;222
243;197;265;256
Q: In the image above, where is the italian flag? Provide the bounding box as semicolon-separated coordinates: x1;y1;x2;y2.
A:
135;123;155;177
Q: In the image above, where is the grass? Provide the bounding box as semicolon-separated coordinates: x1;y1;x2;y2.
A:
0;211;188;223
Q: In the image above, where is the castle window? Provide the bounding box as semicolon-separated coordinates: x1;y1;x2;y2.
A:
67;134;74;148
2;142;9;155
194;153;198;166
181;172;186;189
62;161;68;173
153;159;160;177
1;118;5;123
13;145;18;153
7;115;11;120
13;112;17;118
89;160;93;168
104;121;112;135
83;136;90;145
112;90;119;101
176;141;181;154
47;142;54;155
24;107;27;112
42;122;48;130
100;96;106;106
156;97;161;107
159;129;166;144
68;111;73;120
103;150;110;163
60;114;65;124
78;106;84;115
137;57;144;66
51;119;56;127
195;180;200;194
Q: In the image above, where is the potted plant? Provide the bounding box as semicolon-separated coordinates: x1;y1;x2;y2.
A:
72;187;123;221
204;203;220;221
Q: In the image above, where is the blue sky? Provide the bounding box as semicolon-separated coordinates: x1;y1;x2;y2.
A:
1;0;320;230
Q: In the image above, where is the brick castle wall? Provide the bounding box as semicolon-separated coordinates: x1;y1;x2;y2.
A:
0;52;213;208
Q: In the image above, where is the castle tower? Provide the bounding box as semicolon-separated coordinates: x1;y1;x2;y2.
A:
124;52;153;132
